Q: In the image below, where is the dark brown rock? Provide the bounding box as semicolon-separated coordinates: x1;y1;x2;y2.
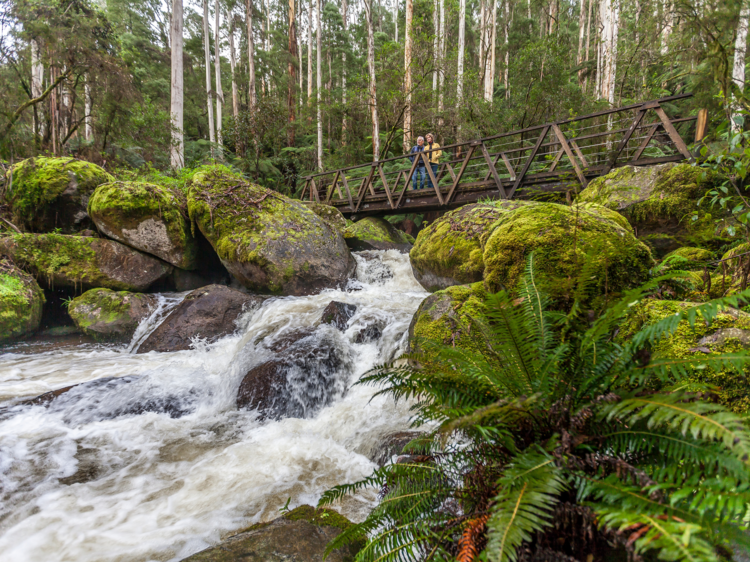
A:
68;288;157;342
181;505;361;562
354;323;382;343
137;285;265;353
320;301;357;330
370;431;426;467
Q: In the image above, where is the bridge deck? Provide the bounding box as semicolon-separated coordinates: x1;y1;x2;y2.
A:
300;94;706;218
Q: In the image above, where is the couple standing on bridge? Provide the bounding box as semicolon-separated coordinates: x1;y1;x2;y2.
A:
408;133;442;191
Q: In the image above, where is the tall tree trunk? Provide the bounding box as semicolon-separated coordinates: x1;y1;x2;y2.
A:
215;0;224;150
298;0;303;109
577;0;586;86
732;0;750;131
549;0;557;34
488;0;498;104
50;66;57;155
364;0;380;159
84;78;92;141
394;0;398;42
31;40;43;139
308;0;313;100
661;0;672;56
403;0;413;151
479;0;486;94
595;1;602;98
316;0;323;169
600;0;618;104
504;0;510;98
438;0;445;125
433;0;438;96
171;0;184;169
229;12;240;119
584;0;592;92
342;0;348;142
203;0;216;155
247;0;257;110
288;0;297;145
457;0;466;112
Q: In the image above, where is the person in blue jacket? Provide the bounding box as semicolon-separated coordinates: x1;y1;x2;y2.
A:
408;136;427;190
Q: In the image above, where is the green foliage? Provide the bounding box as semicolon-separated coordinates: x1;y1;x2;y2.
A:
321;255;750;561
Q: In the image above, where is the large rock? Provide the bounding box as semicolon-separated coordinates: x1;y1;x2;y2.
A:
0;257;45;342
137;284;264;353
482;202;654;306
68;288;157;342
619;300;750;414
660;246;714;272
343;217;413;252
305;202;348;234
3;157;114;233
88;181;199;269
0;233;172;291
237;328;349;419
320;301;357;330
187;167;356;296
408;282;489;357
181;505;361;562
409;202;525;291
576;163;729;255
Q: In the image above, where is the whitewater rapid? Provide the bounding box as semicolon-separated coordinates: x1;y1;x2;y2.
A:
0;250;428;562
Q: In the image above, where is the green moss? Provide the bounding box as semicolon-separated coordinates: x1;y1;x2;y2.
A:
0;260;45;342
69;288;131;329
88;181;197;269
661;247;714;271
618;300;750;414
410;282;489;357
282;505;355;531
343;217;411;248
410;202;523;289
482;202;654;306
4;157;114;231
307;203;348;234
0;233;134;290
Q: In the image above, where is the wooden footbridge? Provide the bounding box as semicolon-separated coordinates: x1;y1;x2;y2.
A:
299;93;708;218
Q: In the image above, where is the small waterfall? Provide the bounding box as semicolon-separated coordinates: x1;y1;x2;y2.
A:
0;250;428;562
127;292;187;353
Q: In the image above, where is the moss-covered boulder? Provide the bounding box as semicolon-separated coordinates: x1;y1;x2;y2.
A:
576;163;728;256
661;247;714;271
3;157;114;233
409;202;526;291
68;288;157;342
482;202;653;306
343;217;413;252
619;300;750;414
408;282;489;356
0;233;172;291
181;505;361;561
0;257;44;342
88;181;198;269
306;202;348;234
187;167;356;296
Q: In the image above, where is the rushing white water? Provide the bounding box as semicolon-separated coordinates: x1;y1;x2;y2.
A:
0;250;428;562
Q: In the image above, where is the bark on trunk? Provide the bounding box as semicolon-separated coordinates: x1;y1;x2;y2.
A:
31;40;44;138
457;0;466;107
488;0;498;103
84;78;92;141
733;0;750;132
403;0;413;152
364;0;380;160
203;0;216;155
394;0;398;42
307;0;313;100
288;0;297;145
438;0;445;124
316;0;323;169
229;13;239;119
342;0;348;142
577;0;586;86
433;0;438;95
215;0;223;149
661;0;672;56
504;0;510;98
247;0;257;110
170;0;184;169
584;0;592;92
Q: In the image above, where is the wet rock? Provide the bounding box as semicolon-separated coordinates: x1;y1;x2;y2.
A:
2;157;114;233
181;505;361;562
88;181;199;269
171;268;229;292
68;288;157;342
576;163;731;256
354;323;382;343
320;301;357;330
370;431;425;467
343;217;412;252
0;233;172;291
138;284;265;353
187;167;356;296
238;329;349;419
0;257;45;342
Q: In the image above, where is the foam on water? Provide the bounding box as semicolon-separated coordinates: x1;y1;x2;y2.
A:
0;250;428;562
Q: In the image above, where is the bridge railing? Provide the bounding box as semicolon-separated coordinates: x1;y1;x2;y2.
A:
300;93;706;215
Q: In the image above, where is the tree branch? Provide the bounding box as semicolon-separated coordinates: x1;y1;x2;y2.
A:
2;68;73;138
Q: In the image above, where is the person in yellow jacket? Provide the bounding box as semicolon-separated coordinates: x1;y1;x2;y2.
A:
424;133;442;189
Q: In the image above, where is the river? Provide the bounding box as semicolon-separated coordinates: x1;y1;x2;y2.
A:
0;250;427;562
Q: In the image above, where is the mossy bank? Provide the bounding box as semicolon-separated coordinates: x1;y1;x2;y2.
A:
0;258;45;342
187;166;355;296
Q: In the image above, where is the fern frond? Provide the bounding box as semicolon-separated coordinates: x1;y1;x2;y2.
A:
457;514;489;562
